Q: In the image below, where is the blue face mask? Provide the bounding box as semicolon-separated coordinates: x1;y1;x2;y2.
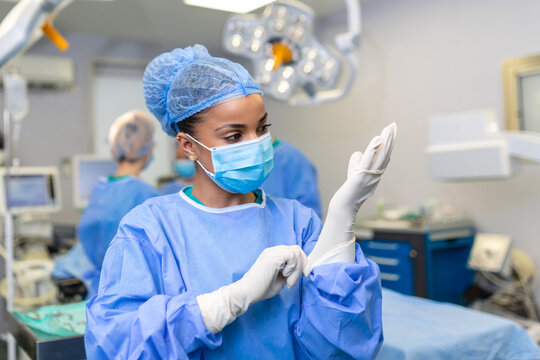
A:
174;159;196;179
186;132;274;194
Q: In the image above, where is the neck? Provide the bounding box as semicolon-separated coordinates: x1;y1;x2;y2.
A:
191;168;255;208
115;160;144;178
180;176;195;182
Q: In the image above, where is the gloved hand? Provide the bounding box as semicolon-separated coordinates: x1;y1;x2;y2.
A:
306;123;397;274
196;245;309;334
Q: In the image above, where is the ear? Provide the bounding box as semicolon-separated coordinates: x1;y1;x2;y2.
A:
176;133;197;161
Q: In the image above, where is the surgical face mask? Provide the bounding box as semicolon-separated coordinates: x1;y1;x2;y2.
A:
186;132;274;194
174;159;196;179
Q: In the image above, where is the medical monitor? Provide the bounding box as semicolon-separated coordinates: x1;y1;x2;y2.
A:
0;167;61;215
72;155;117;209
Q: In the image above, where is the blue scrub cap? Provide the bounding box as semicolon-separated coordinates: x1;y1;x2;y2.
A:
109;110;154;162
143;44;262;137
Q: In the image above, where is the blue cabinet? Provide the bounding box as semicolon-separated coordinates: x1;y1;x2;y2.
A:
362;240;414;295
357;221;475;304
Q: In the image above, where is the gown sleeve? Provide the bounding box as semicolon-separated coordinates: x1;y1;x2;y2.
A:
295;207;384;360
84;209;221;359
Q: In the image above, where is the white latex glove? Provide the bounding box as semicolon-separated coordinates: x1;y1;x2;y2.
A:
196;245;309;334
306;123;397;273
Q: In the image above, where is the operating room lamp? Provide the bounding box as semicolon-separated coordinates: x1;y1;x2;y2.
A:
0;0;74;70
183;0;276;14
222;0;361;106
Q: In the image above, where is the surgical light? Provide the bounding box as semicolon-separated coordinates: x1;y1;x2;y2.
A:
0;0;73;69
184;0;276;14
223;0;362;106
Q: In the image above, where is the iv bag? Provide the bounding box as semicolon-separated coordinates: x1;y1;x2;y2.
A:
3;71;28;121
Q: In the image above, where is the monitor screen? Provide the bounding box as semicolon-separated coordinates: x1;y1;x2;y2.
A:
77;159;117;205
5;174;54;208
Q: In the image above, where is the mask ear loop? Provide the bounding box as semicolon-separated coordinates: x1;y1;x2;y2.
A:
183;133;212;151
178;133;216;177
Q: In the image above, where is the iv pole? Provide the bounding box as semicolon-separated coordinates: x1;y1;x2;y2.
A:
2;70;15;360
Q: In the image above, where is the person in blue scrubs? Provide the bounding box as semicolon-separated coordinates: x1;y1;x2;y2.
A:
52;110;158;297
85;45;383;359
262;139;322;217
159;142;195;195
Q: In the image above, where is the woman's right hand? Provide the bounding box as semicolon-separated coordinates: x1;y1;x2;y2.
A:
233;245;309;303
197;245;309;334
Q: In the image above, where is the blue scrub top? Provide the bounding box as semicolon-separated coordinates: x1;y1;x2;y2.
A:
261;140;322;218
78;175;158;270
85;190;383;359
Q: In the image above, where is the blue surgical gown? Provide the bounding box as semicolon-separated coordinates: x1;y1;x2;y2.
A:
52;242;101;298
262;141;322;218
85;190;383;359
78;176;158;271
159;178;192;195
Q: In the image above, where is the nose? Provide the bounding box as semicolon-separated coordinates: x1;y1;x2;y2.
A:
244;130;260;141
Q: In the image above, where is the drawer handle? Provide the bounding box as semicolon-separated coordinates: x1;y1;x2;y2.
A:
380;273;400;281
369;256;399;266
366;242;399;251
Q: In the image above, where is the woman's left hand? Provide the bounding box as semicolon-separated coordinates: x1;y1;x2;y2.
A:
306;123;397;273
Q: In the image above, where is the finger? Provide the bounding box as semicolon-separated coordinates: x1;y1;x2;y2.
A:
281;256;297;277
275;246;301;274
347;151;363;178
379;123;398;169
359;135;382;170
348;151;363;168
281;245;305;276
285;252;308;288
259;246;286;272
286;266;303;288
271;273;287;296
370;126;390;169
371;124;394;170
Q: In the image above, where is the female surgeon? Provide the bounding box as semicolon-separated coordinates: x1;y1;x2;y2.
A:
85;45;397;359
53;110;158;297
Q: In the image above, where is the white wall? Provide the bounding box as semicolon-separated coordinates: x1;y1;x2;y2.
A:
265;0;540;298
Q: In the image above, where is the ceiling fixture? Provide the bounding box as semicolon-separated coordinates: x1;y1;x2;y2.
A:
223;0;361;106
183;0;276;14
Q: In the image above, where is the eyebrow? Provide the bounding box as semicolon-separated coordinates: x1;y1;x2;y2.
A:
214;113;268;132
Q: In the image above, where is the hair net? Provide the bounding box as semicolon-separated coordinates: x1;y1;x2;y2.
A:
143;44;262;137
108;110;154;162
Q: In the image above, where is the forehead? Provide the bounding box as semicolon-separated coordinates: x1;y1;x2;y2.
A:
204;94;266;126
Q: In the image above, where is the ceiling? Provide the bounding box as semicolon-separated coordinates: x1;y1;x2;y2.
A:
0;0;351;48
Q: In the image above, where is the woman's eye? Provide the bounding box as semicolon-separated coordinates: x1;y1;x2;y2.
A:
257;124;272;133
225;133;241;142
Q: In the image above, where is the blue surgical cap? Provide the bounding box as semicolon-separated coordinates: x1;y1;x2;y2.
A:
143;44;262;137
109;110;154;162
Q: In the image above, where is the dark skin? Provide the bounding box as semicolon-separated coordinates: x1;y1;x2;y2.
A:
176;94;271;208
